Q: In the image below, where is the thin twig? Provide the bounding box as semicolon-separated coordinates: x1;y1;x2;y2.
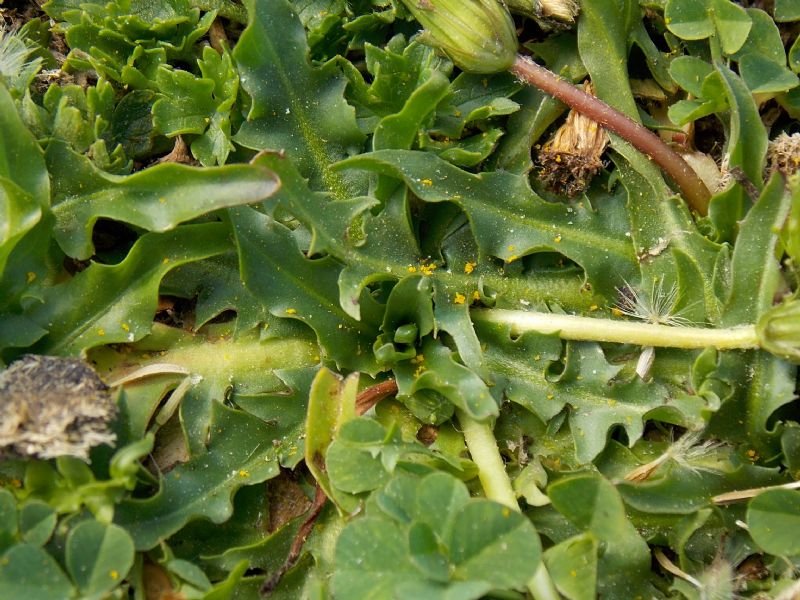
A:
355;379;399;415
260;379;398;596
712;479;800;505
259;484;328;595
510;55;711;215
208;18;228;53
654;548;703;589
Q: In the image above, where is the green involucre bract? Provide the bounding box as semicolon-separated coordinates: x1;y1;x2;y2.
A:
400;0;518;73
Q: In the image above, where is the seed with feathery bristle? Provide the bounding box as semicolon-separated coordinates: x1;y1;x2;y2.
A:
615;278;694;327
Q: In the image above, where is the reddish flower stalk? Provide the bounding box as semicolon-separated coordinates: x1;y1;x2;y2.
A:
510;55;711;215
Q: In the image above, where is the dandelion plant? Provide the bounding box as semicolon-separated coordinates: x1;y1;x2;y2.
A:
0;0;798;598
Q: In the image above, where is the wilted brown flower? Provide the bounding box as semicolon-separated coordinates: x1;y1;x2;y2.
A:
537;81;609;197
536;0;580;24
505;0;580;27
767;132;800;179
0;355;116;460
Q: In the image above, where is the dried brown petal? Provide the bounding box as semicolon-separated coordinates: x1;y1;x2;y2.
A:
0;355;116;460
537;81;609;197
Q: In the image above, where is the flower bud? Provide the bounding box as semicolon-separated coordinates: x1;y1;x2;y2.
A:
756;300;800;364
400;0;518;73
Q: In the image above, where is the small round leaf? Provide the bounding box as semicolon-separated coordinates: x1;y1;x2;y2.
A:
665;0;715;41
0;543;74;600
18;501;56;547
0;489;18;549
448;500;542;590
65;520;135;597
747;489;800;556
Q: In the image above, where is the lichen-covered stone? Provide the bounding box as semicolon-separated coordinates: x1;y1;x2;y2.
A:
0;355;116;460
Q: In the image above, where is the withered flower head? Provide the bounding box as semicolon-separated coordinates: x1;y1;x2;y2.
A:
505;0;580;28
766;132;800;180
399;0;518;73
536;0;580;26
0;355;116;460
537;81;609;197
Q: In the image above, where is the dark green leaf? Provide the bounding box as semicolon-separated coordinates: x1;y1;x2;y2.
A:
0;490;17;553
547;474;653;599
775;0;800;22
17;502;55;547
739;53;799;94
114;402;281;550
716;62;768;190
782;426;800;479
65;520;135;598
233;0;365;197
333;471;540;598
711;0;752;55
230;206;381;373
29;223;230;354
747;489;800;556
722;174;792;325
337;150;638;299
0;85;49;205
47;141;278;259
0;544;74;600
543;534;598;600
479;323;678;463
731;8;787;65
394;337;498;422
665;0;715;41
448;501;541;589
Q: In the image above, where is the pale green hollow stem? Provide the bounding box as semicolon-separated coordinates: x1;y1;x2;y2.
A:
456;409;562;600
472;309;760;350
